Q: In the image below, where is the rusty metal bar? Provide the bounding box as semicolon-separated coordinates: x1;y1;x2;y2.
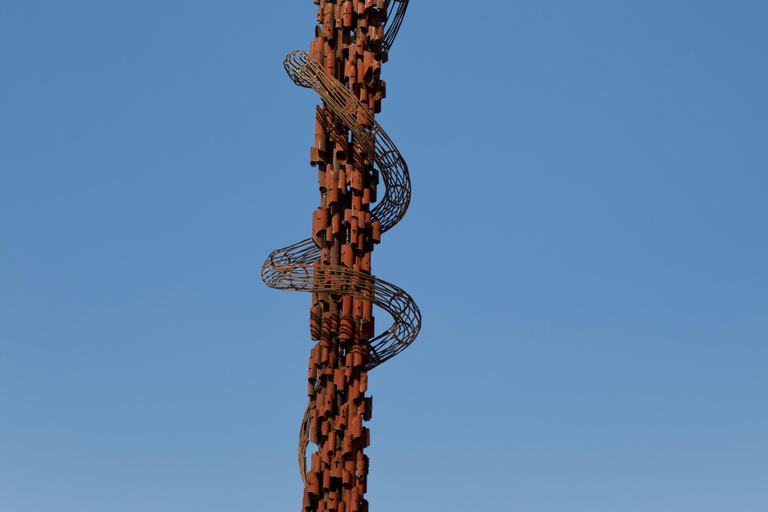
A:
262;2;416;510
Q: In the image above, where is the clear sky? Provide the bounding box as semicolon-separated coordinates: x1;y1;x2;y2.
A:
1;2;767;511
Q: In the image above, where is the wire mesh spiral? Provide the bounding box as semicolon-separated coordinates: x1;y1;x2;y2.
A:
261;0;417;502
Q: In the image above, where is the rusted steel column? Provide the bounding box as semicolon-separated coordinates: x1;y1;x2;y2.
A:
262;2;418;510
305;4;379;510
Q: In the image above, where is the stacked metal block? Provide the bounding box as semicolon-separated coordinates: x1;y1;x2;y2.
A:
262;1;417;510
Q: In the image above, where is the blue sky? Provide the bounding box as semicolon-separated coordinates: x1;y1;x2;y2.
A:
1;2;766;511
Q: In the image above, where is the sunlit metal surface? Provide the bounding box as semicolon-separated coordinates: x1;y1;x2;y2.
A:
261;3;415;510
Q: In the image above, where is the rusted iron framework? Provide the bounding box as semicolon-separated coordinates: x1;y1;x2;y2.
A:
261;1;418;511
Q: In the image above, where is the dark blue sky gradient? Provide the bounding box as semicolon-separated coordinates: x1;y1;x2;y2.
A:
1;2;767;511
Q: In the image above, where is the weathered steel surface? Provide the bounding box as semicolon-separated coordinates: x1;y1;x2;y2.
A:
283;50;411;234
262;238;419;369
261;1;416;510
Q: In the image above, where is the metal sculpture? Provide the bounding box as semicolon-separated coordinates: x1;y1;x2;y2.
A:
261;1;418;510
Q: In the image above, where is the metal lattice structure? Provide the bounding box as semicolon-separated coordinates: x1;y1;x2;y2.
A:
261;1;418;510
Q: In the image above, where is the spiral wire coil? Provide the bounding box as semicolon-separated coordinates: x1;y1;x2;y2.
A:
261;0;417;494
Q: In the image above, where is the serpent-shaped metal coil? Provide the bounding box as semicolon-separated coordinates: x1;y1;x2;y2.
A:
261;0;417;492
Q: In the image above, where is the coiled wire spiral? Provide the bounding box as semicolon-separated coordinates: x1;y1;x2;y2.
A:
261;0;418;484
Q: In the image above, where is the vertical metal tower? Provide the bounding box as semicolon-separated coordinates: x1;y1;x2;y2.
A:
262;1;418;510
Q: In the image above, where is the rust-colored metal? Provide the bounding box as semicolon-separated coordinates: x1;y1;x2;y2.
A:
262;1;418;510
